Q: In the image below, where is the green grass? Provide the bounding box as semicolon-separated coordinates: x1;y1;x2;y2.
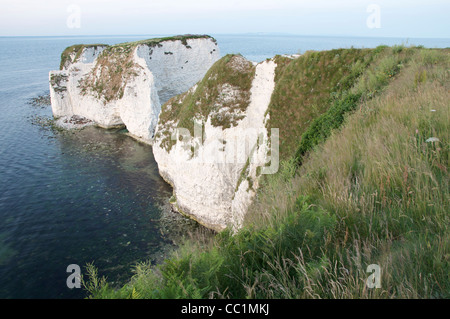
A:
247;46;450;298
78;44;141;103
266;48;381;161
83;46;449;299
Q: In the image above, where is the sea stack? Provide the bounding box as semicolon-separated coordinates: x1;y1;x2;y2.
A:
49;35;220;141
152;55;278;231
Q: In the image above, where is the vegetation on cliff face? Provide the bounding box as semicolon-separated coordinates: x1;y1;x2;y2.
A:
84;46;449;299
78;43;143;103
50;73;69;93
155;54;256;152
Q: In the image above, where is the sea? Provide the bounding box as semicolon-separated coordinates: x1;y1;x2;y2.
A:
0;34;448;299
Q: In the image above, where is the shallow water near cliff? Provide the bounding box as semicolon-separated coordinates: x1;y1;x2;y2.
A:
0;34;448;299
0;104;201;298
0;36;201;299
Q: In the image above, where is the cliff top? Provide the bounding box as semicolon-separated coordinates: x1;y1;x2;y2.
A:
60;44;108;70
115;34;217;48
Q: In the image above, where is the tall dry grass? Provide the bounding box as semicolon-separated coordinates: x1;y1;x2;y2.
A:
245;48;449;298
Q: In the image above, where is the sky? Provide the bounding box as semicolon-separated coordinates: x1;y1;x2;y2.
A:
0;0;449;38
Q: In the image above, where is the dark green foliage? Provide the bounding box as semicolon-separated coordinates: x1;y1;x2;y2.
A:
293;46;412;168
50;73;69;92
294;93;361;166
119;34;217;49
266;48;378;160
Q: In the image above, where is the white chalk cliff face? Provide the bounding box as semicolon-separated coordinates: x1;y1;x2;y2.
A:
152;56;277;231
49;36;220;141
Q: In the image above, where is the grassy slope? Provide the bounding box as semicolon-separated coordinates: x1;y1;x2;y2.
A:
84;46;449;299
267;48;379;161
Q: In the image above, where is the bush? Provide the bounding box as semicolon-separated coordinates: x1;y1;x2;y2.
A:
294;93;361;166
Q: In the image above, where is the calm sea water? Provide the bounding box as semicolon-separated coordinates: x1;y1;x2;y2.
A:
0;34;448;299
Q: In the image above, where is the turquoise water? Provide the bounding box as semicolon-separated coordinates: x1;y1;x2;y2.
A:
0;34;448;299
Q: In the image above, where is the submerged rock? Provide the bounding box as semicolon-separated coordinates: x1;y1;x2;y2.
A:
28;94;51;108
55;115;95;130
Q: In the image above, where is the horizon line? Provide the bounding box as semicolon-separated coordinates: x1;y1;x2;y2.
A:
1;33;449;40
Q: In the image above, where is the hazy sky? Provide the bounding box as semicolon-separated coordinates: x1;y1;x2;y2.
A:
1;0;449;38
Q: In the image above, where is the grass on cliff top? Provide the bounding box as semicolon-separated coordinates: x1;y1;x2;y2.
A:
245;46;449;298
114;34;217;48
292;45;416;167
155;54;256;152
60;44;107;70
266;46;396;161
83;47;449;299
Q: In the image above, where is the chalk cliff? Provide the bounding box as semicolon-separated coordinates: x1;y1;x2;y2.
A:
49;35;220;141
152;55;278;231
